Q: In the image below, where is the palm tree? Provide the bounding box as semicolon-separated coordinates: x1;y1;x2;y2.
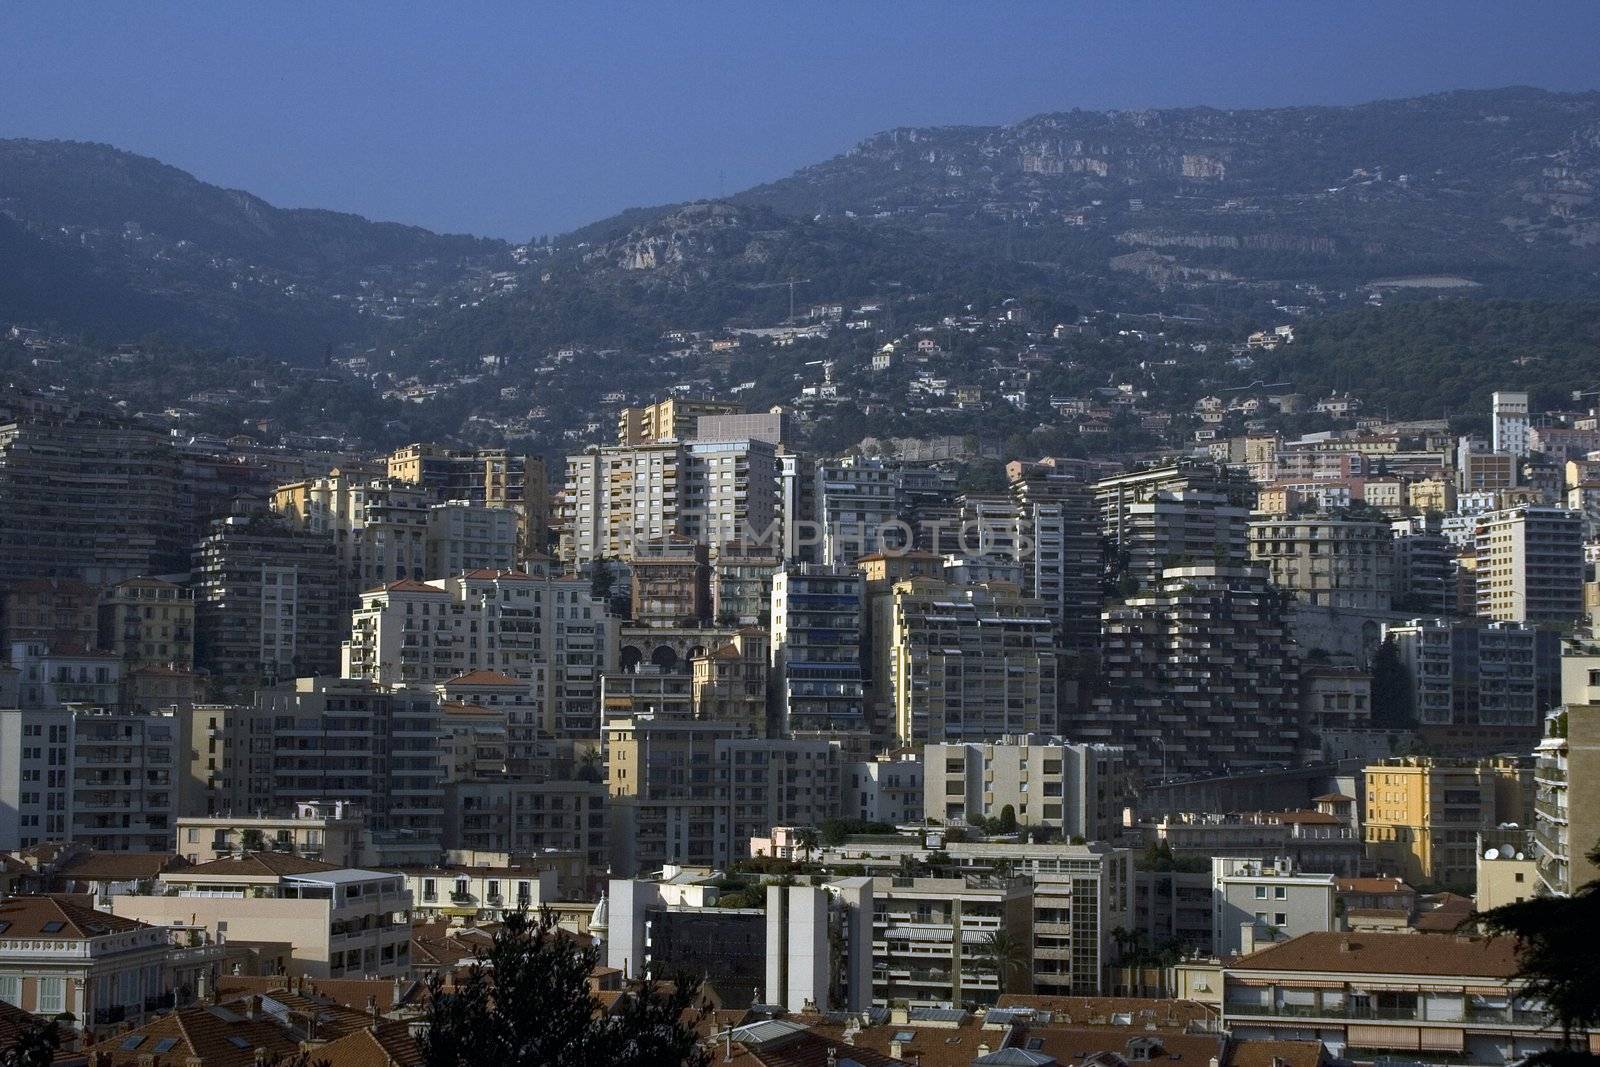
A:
972;929;1030;995
794;827;820;864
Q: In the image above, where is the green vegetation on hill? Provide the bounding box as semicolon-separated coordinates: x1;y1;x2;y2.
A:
1259;299;1600;418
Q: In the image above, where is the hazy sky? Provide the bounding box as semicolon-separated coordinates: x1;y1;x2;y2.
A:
4;3;1598;239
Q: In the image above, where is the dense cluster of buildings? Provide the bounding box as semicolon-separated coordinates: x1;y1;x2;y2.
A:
0;380;1597;1063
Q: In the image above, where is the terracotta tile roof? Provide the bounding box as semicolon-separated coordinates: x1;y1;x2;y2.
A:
993;996;1217;1030
368;579;446;595
720;1023;905;1067
309;978;427;1014
314;1020;425;1067
460;569;539;581
216;975;424;1015
56;850;188;882
1229;931;1520;978
1336;877;1412;895
0;1001;45;1051
1272;811;1344;825
0;895;146;938
442;669;524;687
89;1004;299;1067
1345;907;1411;921
172;853;345;878
1014;1027;1225;1067
410;926;493;969
1412;893;1476;933
801;1015;984;1067
1226;1039;1329;1067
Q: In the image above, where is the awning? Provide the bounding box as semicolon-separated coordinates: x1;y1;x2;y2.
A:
1347;1024;1420;1050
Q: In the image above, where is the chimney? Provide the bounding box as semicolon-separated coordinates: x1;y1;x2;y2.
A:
243;995;260;1021
253;1049;268;1067
368;994;380;1031
1239;922;1255;956
826;1050;837;1067
978;1043;992;1057
890;1040;905;1060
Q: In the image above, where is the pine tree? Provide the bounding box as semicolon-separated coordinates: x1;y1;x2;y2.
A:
420;909;709;1067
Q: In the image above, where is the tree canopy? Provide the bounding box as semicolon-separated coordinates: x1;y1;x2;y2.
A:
420;909;709;1067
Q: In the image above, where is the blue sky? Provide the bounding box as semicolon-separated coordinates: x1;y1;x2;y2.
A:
4;3;1598;239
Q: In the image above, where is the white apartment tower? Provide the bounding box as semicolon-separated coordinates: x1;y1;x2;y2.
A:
1492;390;1531;457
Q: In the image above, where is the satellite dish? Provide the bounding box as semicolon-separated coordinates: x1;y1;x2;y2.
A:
1484;848;1500;860
1516;852;1526;861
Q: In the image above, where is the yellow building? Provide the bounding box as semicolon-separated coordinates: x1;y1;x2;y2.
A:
97;576;194;670
1407;476;1456;515
1475;845;1539;911
883;576;1059;744
1363;755;1533;892
386;443;549;554
616;397;741;446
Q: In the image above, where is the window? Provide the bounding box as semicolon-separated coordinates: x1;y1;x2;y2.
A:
0;976;18;1006
38;977;64;1015
1254;886;1267;899
1274;886;1286;900
1274;913;1287;926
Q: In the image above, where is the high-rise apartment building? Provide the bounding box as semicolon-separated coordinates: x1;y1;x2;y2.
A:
711;541;783;627
1086;565;1300;776
97;577;195;671
770;565;867;736
813;458;900;566
1384;618;1559;755
605;714;741;875
0;578;99;650
386;442;549;551
1533;647;1600;896
425;503;519;578
1094;459;1256;551
559;438;778;565
1009;472;1104;656
1392;515;1457;615
192;512;342;694
883;578;1059;744
690;629;770;734
250;677;445;843
1248;514;1396;610
617;397;742;446
0;388;188;584
627;539;711;627
1474;506;1584;625
924;737;1128;841
1118;490;1250;589
1491;390;1530;457
0;707;179;851
342;570;613;739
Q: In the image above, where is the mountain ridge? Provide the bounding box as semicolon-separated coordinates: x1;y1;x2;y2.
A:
4;86;1600;361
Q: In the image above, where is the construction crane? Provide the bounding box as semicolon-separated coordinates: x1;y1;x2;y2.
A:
746;277;812;321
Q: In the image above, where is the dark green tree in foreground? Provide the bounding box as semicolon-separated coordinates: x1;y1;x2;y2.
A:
0;1016;65;1067
1476;843;1600;1066
1370;636;1416;728
421;909;709;1067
